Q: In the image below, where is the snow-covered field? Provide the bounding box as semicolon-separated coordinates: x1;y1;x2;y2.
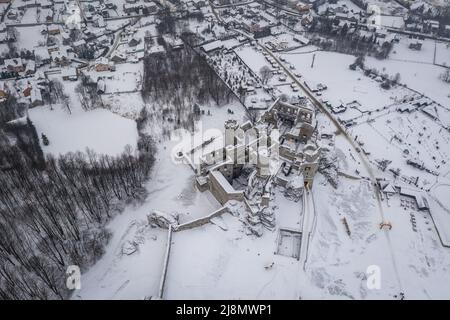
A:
15;26;46;50
29;105;138;156
281;49;410;112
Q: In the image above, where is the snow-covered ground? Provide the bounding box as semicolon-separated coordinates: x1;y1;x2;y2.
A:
74;101;249;299
73;138;222;299
281;49;411;112
29;105;138;156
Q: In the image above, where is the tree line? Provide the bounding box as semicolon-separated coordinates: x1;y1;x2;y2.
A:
309;17;393;59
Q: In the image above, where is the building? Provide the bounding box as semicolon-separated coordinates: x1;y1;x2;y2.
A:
110;52;127;63
62;68;78;81
97;78;106;94
51;50;70;66
34;47;51;66
30;87;43;107
95;57;114;72
296;2;312;13
128;36;141;47
409;40;422;51
47;25;61;35
0;82;9;101
200;40;224;53
3;58;25;73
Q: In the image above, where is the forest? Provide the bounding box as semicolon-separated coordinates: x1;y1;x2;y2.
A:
142;36;234;132
0;99;155;299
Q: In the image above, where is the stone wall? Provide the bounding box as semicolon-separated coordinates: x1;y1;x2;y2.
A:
175;206;230;232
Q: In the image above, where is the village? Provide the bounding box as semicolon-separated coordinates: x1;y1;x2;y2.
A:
0;0;450;300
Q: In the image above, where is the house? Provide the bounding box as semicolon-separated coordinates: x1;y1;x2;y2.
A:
409;40;422;51
97;78;106;94
30;87;43;107
0;31;7;44
51;50;70;66
41;0;52;8
61;68;78;81
85;11;93;21
123;3;141;14
192;0;206;8
200;40;224;53
163;36;184;50
25;60;36;75
34;71;47;85
444;24;450;37
0;82;9;101
93;15;106;28
4;58;25;73
48;25;61;35
147;44;165;56
293;34;309;45
22;85;32;97
43;8;53;22
61;31;71;45
95;57;114;72
296;2;312;13
128;36;141;47
40;25;48;35
425;19;440;32
34;47;51;66
110;52;127;63
143;2;158;13
7;10;18;20
73;39;86;51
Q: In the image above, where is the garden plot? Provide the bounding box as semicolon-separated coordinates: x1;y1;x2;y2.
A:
20;7;39;24
86;63;143;94
390;38;436;64
350;110;450;188
15;26;46;50
282;50;409;113
370;15;405;29
365;55;450;106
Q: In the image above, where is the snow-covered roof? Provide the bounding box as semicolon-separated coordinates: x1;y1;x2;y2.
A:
31;87;42;103
201;40;224;53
